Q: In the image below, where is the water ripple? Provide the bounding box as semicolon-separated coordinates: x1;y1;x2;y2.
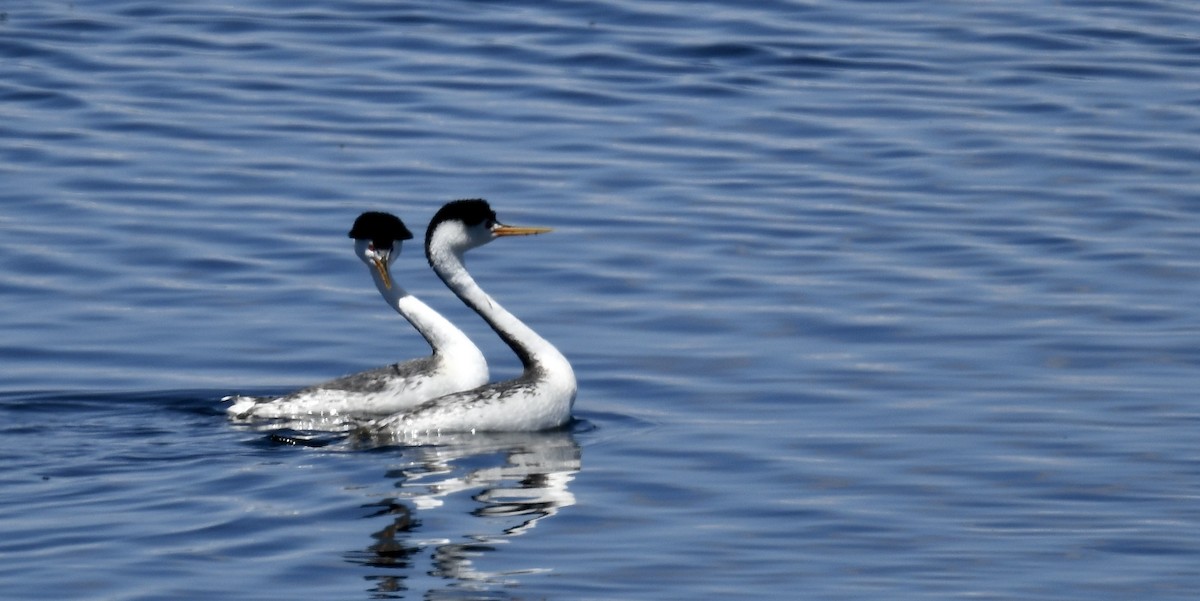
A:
2;0;1200;599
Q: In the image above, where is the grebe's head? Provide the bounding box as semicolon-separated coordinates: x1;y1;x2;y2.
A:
425;199;552;260
348;211;413;289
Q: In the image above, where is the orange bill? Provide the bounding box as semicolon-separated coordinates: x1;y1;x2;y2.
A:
493;224;553;237
372;256;392;289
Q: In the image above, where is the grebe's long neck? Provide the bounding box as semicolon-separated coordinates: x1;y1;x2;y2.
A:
367;266;482;362
429;245;569;376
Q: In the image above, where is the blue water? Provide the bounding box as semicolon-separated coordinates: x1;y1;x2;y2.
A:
3;0;1200;598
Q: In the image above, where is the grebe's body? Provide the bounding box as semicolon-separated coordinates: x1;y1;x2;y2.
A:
368;199;575;437
226;212;488;421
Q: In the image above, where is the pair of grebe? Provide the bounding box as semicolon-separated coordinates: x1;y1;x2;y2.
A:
226;199;576;435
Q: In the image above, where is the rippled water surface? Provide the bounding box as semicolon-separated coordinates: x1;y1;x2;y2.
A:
3;1;1200;599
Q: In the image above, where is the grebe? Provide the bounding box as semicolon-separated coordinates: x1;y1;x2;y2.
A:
366;199;576;437
226;211;488;420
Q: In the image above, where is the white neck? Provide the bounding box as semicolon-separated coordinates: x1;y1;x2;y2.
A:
428;243;571;377
366;265;483;363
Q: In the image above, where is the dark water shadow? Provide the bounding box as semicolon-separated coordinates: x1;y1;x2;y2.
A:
344;427;584;599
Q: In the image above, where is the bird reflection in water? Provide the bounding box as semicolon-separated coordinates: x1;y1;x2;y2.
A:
345;428;583;598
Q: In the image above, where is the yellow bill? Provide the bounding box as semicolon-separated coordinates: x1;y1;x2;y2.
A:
493;224;553;237
372;256;392;289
